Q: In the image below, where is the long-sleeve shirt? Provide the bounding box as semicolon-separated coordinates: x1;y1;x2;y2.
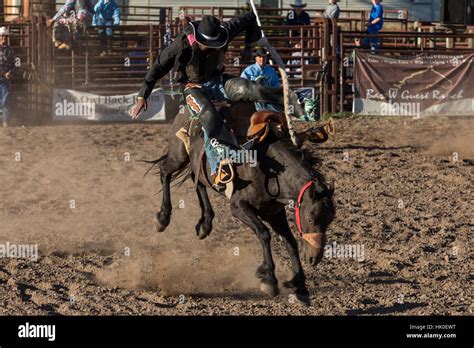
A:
285;10;311;26
53;0;94;21
323;4;340;19
0;44;16;77
138;12;262;100
93;0;121;25
241;63;280;88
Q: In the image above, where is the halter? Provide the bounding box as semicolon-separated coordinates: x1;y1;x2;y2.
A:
294;180;326;250
295;180;316;237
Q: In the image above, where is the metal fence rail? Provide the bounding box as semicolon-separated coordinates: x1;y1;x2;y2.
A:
2;17;337;120
3;10;473;121
28;1;173;25
179;6;409;32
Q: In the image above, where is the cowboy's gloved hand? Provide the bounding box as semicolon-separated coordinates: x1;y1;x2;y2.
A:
5;71;13;80
131;98;147;120
46;18;55;28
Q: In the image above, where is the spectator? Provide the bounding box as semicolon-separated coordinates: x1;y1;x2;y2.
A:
93;0;121;55
286;0;310;40
366;0;384;50
323;0;341;57
286;42;309;79
47;0;94;49
48;0;94;26
286;0;310;26
241;48;280;111
0;27;16;127
241;48;280;88
323;0;340;19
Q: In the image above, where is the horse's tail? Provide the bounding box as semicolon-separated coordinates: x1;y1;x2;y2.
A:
142;154;192;192
142;154;168;178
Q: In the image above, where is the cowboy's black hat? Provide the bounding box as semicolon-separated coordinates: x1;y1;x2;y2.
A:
190;16;229;49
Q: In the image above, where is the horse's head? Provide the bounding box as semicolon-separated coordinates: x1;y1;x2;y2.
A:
295;179;335;266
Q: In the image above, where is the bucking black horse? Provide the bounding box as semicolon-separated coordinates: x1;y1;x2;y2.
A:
149;101;335;305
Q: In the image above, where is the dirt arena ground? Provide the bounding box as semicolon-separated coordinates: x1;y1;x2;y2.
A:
0;116;472;315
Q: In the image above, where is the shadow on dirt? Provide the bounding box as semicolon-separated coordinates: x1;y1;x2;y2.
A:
189;291;269;301
346;302;427;315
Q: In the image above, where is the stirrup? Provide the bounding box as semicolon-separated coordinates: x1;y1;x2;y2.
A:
214;159;234;186
213;159;235;199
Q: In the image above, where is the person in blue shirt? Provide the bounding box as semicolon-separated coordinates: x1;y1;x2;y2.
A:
93;0;121;54
241;48;280;111
366;0;384;50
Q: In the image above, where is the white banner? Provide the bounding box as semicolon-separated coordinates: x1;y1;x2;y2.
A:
52;88;166;121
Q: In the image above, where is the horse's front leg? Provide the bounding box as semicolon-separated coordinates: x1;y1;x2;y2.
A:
195;181;215;240
262;210;310;306
230;198;279;297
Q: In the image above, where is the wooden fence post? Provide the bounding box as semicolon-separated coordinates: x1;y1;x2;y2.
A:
468;27;474;49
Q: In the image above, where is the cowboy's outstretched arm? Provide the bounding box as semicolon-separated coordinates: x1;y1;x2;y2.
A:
131;35;182;119
224;12;262;52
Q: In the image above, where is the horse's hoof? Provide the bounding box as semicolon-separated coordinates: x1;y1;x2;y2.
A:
294;292;311;307
195;219;212;240
196;226;210;240
260;282;279;297
154;213;168;233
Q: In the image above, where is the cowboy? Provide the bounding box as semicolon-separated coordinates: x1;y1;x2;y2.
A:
241;47;280;112
241;48;280;88
93;0;121;55
131;13;308;185
47;0;94;49
0;27;15;128
286;0;311;26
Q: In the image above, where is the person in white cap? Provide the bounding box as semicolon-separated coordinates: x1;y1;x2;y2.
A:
0;27;16;127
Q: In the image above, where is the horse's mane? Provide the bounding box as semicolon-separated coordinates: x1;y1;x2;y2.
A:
271;137;325;179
